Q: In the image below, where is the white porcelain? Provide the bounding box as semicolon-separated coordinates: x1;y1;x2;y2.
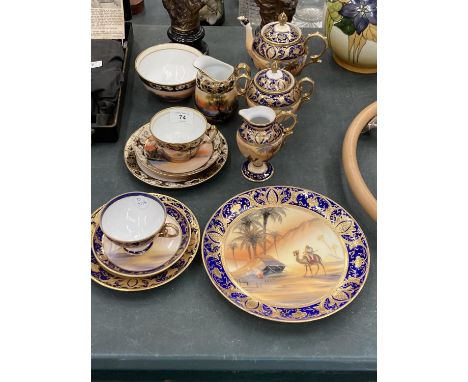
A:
135;43;203;101
193;56;234;82
238;105;276;125
147;107;211;163
150;107;206;144
100;192;178;252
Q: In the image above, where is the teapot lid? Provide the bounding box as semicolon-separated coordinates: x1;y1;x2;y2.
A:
254;61;295;94
261;12;301;45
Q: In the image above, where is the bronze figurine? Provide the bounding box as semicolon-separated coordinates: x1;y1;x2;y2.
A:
254;0;298;28
162;0;209;54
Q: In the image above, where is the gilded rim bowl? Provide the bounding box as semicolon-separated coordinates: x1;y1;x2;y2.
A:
135;43;203;101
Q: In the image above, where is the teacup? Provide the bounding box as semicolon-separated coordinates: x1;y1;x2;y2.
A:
146;107;210;163
99;192;179;254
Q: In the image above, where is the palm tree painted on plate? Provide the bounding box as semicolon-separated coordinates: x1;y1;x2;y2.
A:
256;207;287;256
268;230;282;258
233;224;265;260
235;213;262;233
228;241;238;268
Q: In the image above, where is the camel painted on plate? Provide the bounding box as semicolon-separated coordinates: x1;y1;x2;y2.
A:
293;248;326;277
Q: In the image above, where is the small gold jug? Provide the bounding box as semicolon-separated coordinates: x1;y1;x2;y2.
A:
193;56;250;123
237;105;297;182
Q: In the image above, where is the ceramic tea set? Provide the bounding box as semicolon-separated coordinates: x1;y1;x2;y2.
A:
125;106;228;189
92;5;376;320
130;11;332;184
91;191;200;291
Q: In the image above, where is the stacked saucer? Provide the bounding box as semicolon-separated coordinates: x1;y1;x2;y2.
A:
91;192;200;292
124;111;228;189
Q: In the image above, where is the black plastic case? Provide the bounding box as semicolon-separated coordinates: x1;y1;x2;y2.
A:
91;0;133;143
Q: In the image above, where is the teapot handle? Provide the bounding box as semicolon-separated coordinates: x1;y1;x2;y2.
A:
235;63;251;96
305;32;328;64
298;77;315;103
275;111;298;137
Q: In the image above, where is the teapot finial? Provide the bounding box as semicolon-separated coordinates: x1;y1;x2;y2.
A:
278;12;287;25
271;61;279;73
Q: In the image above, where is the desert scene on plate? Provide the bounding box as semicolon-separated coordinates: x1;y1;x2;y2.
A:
223;206;348;307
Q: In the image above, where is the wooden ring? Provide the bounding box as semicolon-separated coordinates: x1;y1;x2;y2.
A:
342;101;377;221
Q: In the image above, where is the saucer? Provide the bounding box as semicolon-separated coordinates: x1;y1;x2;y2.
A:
134;123;218;179
125;125;228;189
92;206;191;278
91;193;200;292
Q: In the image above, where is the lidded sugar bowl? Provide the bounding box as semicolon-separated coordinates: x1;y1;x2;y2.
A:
237;105;297;182
238;12;328;75
236;61;314;114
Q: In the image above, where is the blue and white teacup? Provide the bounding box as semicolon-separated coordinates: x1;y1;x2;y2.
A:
99;192;179;254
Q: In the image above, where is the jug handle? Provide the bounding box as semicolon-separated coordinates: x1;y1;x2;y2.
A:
235;63;251;96
305;32;328;64
275;111;298;137
298;77;315;103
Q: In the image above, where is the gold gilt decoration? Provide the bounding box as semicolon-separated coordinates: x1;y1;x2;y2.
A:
202;186;370;322
124;124;228;189
91;194;200;292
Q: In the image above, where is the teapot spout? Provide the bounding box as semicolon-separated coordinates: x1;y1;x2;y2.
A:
238;16;254;61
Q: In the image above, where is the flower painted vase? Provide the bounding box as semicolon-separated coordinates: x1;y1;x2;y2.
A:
325;0;377;74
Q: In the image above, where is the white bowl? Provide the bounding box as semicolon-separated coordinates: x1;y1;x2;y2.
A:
135;43;203;101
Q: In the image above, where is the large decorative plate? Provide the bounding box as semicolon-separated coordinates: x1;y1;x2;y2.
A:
91;194;200;292
124;125;228;189
202;186;370;322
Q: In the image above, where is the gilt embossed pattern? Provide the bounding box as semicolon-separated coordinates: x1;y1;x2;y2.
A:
253;38;306;61
262;23;301;44
255;70;294;93
196;76;235;95
124;125;228;189
91;194;200;292
239;120;282;145
202;186;370;322
247;85;300;109
92;205;190;278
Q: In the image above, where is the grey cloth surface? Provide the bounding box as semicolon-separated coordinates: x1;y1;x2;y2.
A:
91;24;377;373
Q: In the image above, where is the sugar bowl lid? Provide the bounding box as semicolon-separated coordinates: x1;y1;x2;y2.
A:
254;61;295;94
261;12;302;45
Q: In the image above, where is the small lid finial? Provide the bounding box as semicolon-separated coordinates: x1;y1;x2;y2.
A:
278;12;287;25
271;61;279;73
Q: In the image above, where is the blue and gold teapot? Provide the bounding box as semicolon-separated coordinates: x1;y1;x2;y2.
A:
238;12;327;75
235;61;314;114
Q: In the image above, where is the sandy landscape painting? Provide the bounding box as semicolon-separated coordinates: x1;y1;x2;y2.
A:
223;206;348;307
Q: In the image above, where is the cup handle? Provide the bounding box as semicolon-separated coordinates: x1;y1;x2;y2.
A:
206;124;218;143
298;77;315;104
305;32;328;64
158;222;179;238
235;62;251;96
275;111;298;137
143;136;165;161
